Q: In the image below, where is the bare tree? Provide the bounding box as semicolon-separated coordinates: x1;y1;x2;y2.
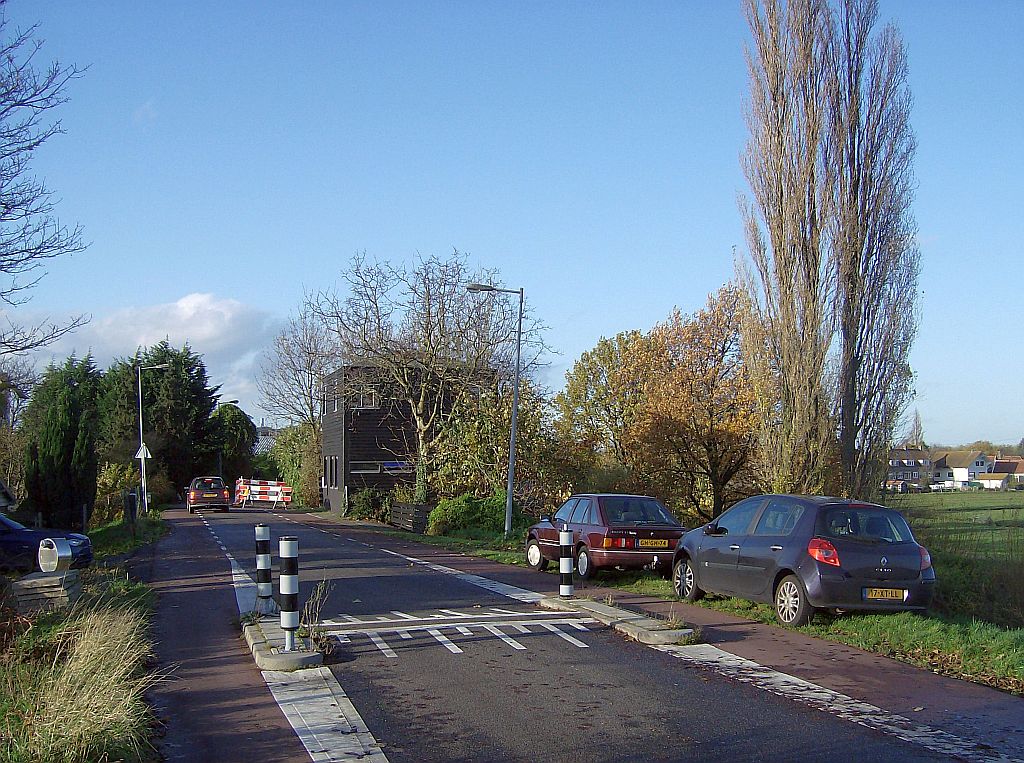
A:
257;308;334;432
0;15;88;356
739;0;837;495
311;251;546;501
829;0;919;498
902;408;924;449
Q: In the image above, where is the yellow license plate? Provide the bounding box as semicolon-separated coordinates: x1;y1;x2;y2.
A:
637;539;670;548
865;587;905;601
203;493;217;498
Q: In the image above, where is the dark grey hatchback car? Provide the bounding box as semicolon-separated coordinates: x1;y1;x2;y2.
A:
671;495;935;626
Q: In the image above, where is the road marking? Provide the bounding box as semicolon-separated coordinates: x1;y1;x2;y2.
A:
482;624;526;650
427;628;463;653
656;644;1020;763
369;633;397;658
263;667;388;762
541;623;589;648
323;609;579;629
456;626;473;636
201;516;390;762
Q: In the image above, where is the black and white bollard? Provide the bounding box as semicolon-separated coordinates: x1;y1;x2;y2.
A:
559;526;574;598
255;524;275;615
279;535;299;652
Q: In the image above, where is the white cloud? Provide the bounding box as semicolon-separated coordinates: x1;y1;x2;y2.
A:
26;293;283;423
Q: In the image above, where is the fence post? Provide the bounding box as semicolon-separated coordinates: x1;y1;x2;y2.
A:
255;524;275;615
279;536;299;651
559;525;574;598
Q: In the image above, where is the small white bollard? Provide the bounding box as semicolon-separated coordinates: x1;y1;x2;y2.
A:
559;526;574;598
279;536;299;652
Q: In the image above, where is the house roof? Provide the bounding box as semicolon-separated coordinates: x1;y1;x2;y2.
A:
977;473;1011;481
932;451;984;469
993;460;1024;474
890;448;929;459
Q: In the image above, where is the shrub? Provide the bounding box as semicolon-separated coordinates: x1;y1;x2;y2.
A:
427;492;530;537
348;488;391;523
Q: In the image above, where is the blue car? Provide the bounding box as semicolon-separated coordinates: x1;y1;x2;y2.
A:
0;512;93;572
671;495;935;626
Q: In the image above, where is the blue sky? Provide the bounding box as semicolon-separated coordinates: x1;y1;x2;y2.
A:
9;1;1023;445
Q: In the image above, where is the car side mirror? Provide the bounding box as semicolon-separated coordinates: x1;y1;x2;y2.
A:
703;523;722;536
540;513;552;524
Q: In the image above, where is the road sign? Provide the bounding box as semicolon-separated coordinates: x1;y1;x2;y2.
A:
135;443;152;460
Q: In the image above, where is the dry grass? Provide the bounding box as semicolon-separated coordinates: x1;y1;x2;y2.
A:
1;605;157;763
300;579;336;655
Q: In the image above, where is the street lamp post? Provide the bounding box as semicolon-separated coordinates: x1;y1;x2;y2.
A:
215;399;239;477
137;362;171;515
467;282;524;539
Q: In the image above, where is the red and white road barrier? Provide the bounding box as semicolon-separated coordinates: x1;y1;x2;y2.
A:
236;478;293;508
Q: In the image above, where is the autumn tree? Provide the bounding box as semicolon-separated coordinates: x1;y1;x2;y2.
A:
829;0;919;498
740;0;918;498
630;286;760;522
0;15;87;357
312;252;545;502
740;0;836;495
554;330;654;492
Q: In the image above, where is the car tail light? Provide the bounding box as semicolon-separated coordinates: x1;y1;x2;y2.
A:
189;490;197;501
808;537;841;567
919;546;931;571
603;537;635;549
222;489;230;500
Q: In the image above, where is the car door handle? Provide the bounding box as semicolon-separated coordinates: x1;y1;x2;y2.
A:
770;545;783;551
729;544;740;551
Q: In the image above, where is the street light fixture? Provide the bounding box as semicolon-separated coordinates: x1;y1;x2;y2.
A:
466;282;524;539
137;362;171;516
215;398;240;477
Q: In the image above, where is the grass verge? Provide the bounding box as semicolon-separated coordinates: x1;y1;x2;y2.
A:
1;567;159;762
90;515;167;561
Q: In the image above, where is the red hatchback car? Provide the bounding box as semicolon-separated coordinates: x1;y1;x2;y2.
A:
526;494;686;579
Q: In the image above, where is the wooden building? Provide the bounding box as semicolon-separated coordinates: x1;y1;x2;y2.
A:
321;367;416;511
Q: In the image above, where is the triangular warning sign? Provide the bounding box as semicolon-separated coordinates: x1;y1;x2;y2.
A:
135;443;152;460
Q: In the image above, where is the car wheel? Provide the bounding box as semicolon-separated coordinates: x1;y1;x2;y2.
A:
575;546;593;580
673;557;704;602
187;505;194;514
775;574;815;626
526;539;549;571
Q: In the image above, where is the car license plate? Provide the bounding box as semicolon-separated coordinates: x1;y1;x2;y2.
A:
864;587;905;601
203;492;217;498
637;539;670;548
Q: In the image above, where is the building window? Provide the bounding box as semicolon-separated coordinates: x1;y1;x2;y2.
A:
351;461;381;474
352;386;379;409
975;460;984;467
912;471;919;479
383;461;414;474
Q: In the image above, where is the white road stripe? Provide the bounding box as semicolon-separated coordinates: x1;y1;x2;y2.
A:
322;610;576;629
322;617;593;635
482;624;526;650
427;628;463;654
369;633;397;658
262;667;389;763
656;644;1020;763
398;630;413;640
390;611;417;620
540;623;589;648
456;627;473;636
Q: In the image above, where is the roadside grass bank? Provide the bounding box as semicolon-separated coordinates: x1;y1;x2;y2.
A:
0;517;165;762
368;522;1024;695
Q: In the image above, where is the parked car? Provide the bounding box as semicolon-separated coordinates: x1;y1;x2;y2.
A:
671;494;935;626
526;494;686;579
0;512;93;572
186;476;231;513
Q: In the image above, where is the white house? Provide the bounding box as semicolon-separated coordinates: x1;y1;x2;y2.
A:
930;451;992;489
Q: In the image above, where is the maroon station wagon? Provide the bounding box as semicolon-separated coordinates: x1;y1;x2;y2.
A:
526;494;686;579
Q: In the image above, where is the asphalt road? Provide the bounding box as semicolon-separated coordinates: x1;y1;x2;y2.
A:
188;507;949;763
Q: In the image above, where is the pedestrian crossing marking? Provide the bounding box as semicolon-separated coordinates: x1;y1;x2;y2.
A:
322;607;595;658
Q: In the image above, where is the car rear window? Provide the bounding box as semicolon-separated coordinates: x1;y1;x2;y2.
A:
600;497;677;525
195;478;225;490
820;506;913;543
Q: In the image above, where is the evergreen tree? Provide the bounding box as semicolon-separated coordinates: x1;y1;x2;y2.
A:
21;357;100;528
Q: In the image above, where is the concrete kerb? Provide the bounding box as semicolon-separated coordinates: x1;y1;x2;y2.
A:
539;596;696;646
242;615;323;671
